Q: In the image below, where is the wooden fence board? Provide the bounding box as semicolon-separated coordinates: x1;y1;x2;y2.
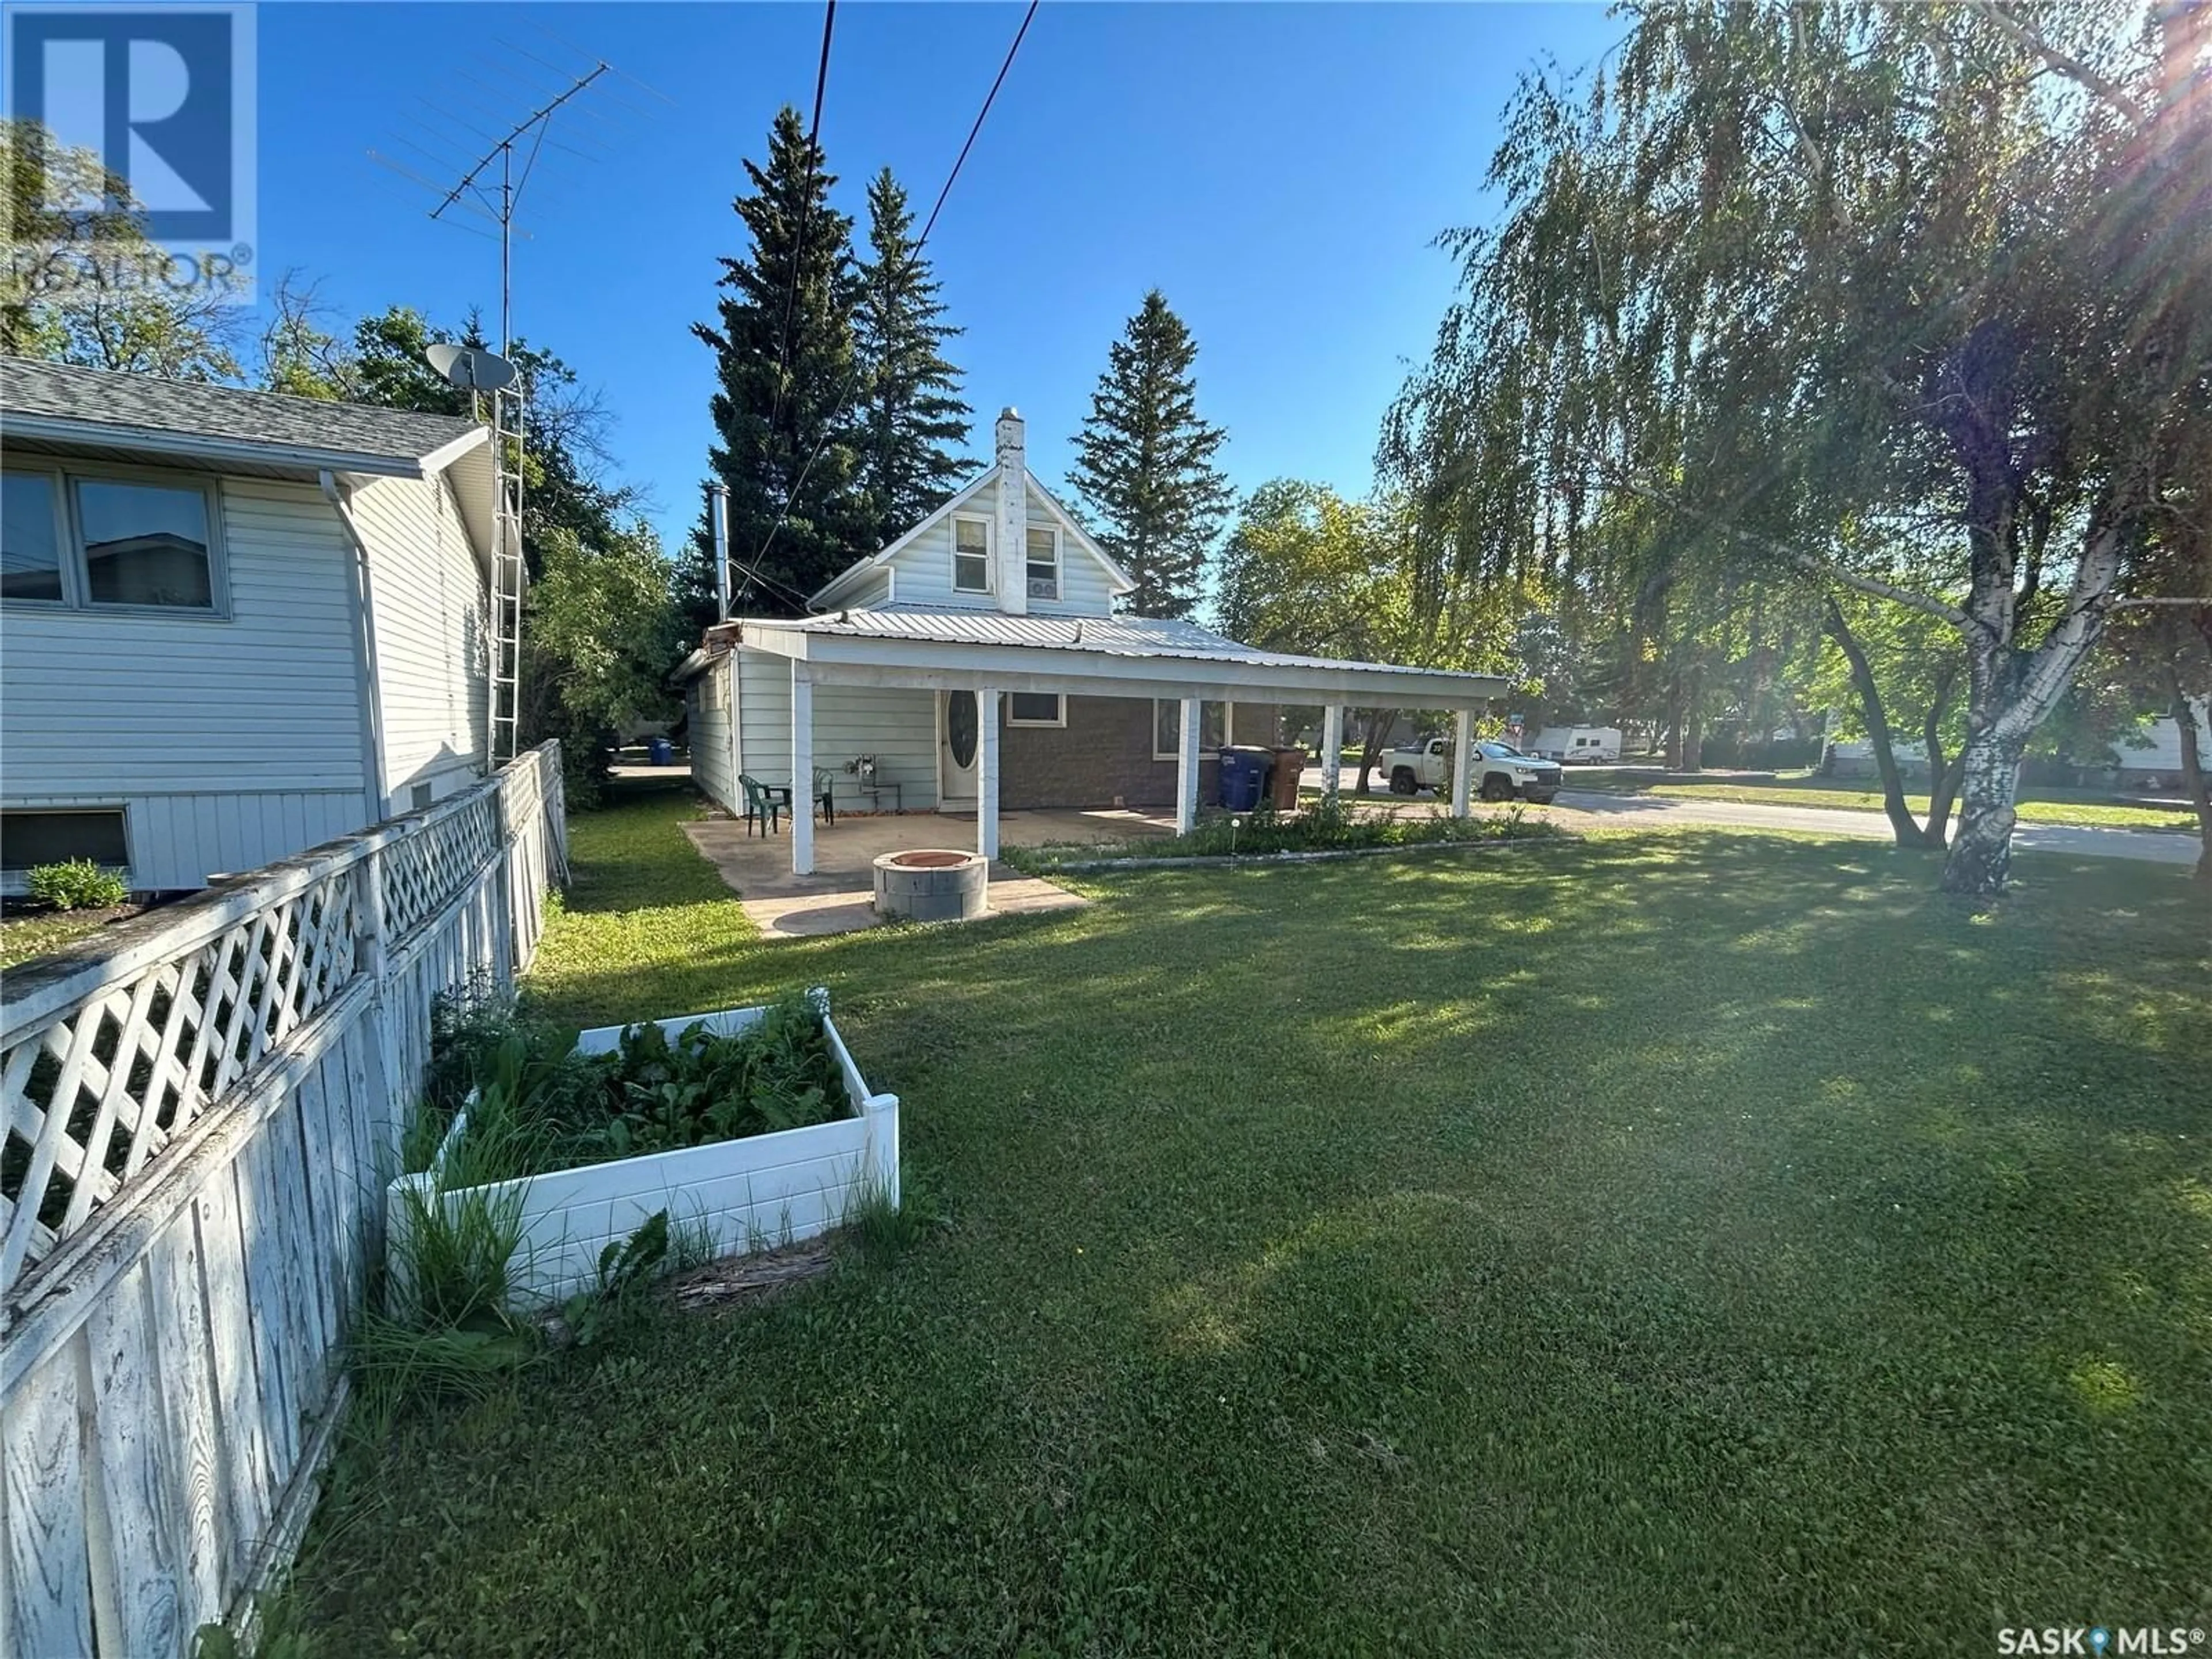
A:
192;1176;272;1589
1;744;564;1656
83;1264;188;1658
145;1219;228;1627
2;1339;92;1659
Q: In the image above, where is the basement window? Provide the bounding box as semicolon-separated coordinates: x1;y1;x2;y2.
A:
1;808;130;872
952;516;992;594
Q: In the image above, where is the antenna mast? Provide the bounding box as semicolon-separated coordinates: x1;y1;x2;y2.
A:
421;62;608;766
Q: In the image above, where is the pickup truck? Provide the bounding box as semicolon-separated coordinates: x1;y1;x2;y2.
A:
1379;737;1564;804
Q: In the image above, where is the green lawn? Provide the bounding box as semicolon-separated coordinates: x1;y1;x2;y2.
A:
1634;774;2195;830
296;797;2212;1656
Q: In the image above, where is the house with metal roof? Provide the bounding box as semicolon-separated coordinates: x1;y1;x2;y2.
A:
1;357;504;892
676;407;1507;875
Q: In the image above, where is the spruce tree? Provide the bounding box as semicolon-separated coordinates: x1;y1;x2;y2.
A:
853;168;971;550
1066;290;1233;619
692;106;868;622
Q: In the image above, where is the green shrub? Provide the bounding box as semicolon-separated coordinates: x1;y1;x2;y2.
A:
26;858;128;911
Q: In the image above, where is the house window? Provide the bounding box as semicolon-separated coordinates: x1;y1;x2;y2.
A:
1153;700;1230;760
1007;692;1065;728
952;516;991;593
1;464;222;612
1025;525;1060;600
1;472;65;602
1;808;129;872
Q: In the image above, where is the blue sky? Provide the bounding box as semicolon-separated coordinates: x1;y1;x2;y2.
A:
253;2;1623;552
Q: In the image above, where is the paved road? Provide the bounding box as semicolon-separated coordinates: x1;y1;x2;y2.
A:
1299;766;2197;867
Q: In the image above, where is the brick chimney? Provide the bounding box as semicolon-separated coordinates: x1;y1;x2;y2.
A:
994;407;1026;615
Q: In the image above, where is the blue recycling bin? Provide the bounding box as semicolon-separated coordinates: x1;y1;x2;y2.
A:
647;736;674;766
1217;747;1271;812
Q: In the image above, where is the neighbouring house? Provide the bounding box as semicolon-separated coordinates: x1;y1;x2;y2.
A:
1;357;503;893
676;406;1509;873
2103;702;2210;789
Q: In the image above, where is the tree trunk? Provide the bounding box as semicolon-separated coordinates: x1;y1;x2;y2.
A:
1919;663;1962;848
1944;728;2029;894
1824;600;1936;849
1681;662;1705;772
1355;707;1397;797
2169;676;2212;882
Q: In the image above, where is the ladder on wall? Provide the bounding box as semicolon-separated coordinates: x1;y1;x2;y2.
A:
487;382;525;764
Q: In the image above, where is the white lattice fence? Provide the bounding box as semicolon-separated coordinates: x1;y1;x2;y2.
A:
1;743;563;1658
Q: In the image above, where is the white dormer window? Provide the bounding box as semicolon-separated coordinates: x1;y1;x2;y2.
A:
1025;525;1060;600
952;516;992;593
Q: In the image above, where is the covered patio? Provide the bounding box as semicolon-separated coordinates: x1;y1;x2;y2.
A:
728;611;1509;877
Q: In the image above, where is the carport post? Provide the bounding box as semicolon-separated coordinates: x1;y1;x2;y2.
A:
978;688;1002;859
1176;695;1202;834
1450;708;1474;817
791;665;815;875
1321;704;1344;799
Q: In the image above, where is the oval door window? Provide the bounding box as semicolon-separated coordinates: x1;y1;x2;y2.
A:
947;691;979;768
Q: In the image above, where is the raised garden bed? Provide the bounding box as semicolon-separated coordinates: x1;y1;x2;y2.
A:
388;990;898;1307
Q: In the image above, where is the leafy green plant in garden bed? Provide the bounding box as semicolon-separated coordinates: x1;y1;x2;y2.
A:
416;984;849;1187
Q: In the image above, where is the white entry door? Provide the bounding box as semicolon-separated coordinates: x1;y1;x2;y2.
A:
938;690;979;809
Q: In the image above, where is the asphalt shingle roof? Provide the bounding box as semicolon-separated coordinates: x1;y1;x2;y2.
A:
0;356;483;464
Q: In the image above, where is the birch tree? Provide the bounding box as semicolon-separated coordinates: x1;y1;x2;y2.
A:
1384;0;2212;893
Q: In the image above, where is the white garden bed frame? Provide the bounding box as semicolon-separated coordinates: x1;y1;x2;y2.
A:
388;991;898;1306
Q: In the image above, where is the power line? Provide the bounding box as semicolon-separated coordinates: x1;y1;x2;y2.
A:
918;0;1037;251
729;0;1040;613
767;0;840;445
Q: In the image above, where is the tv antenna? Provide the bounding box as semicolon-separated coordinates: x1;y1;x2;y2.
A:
423;61;608;360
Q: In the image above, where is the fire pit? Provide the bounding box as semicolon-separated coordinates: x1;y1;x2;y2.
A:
872;848;989;922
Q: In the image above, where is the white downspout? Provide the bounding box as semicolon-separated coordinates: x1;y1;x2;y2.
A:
322;469;391;817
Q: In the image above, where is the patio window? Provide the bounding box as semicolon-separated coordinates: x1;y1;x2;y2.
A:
1025;525;1060;600
952;516;991;593
3;465;222;612
1007;692;1064;728
1153;699;1229;760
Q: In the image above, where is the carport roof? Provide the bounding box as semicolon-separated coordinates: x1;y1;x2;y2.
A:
686;607;1508;709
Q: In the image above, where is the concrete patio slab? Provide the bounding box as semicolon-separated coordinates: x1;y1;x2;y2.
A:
683;806;1175;938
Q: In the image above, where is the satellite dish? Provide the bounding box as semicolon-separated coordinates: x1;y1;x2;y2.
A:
425;342;518;393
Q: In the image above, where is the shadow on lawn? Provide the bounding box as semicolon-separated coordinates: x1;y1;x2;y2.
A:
298;803;2211;1654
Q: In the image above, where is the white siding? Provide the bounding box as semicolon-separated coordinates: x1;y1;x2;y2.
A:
816;684;937;810
730;649;937;812
2;788;369;893
874;477;1116;618
1;474;376;889
1025;485;1116;616
2108;702;2209;773
687;658;736;813
350;472;488;813
877;516;974;611
735;647;791;789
